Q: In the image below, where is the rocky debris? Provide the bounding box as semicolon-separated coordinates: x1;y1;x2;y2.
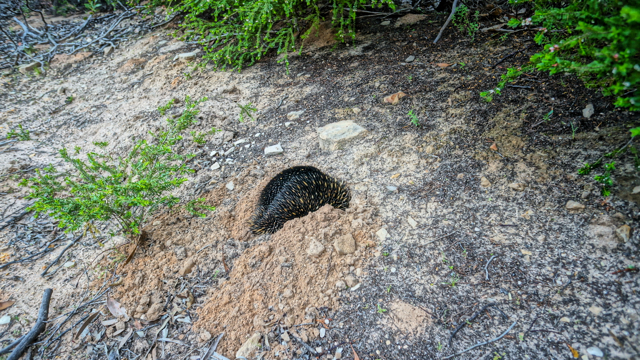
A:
587;347;603;357
616;225;632;242
508;183;526;191
199;331;212;342
376;228;389;241
286;110;305;120
64;261;76;268
317;120;366;151
381;20;390;26
179;257;196;276
307;239;325;257
334;234;356;255
407;216;417;229
383;91;406;105
395;13;427;27
386;185;398;192
264;143;284;156
335;280;347;290
281;331;291;342
175;52;198;62
480;177;491;187
226;181;234;191
405;55;415;63
344;274;358;287
145;303;163;322
0;315;10;325
51;52;93;69
566;200;585;211
589;306;603;316
104;46;114;56
19;62;40;74
211;162;220;170
174;246;187;260
212;130;234;145
236;333;262;359
632;185;640;194
583;103;595;119
282;289;294;298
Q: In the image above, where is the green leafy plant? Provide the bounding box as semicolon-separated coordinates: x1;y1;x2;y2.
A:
238;103;257;123
437;342;443;352
594;162;616;196
408;110;419;127
446;273;460;287
151;0;395;72
20;96;215;238
6;124;31;141
84;0;101;14
488;0;640;110
376;304;387;314
190;127;220;145
452;5;480;41
66;96;75;104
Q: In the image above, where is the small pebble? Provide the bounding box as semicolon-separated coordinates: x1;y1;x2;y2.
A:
226;181;234;191
587;347;603;357
320;328;326;338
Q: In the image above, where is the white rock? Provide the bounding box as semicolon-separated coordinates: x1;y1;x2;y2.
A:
174;51;198;62
616;225;631;242
285;122;292;127
566;200;585;211
104;46;114;56
317;120;366;151
64;261;76;268
281;331;291;342
210;150;218;157
376;228;389;241
226;181;234;191
407;216;417;229
587;347;603;357
233;139;246;146
211;162;220;170
381;20;390;26
405;55;415;63
631;185;640;194
223;147;235;155
0;315;10;325
236;333;262;359
264;143;284;156
286;110;305;120
307;239;325;258
335;280;346;290
350;283;361;291
320;328;326;338
583;103;595;119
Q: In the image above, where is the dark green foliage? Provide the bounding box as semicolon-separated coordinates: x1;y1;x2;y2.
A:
251;166;350;234
20;96;215;237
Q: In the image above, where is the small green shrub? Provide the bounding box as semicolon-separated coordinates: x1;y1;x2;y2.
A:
452;4;480;42
20;96;215;238
138;0;394;71
7;124;31;141
408;110;419;126
238;103;257;122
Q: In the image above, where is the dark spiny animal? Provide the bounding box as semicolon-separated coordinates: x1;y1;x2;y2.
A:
251;166;350;234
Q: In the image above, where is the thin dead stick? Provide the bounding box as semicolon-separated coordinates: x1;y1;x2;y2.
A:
422;231;458;246
443;321;517;359
7;289;53;360
41;235;82;276
0;245;56;270
484;255;497;281
433;0;459;44
492;43;534;68
449;304;495;346
290;333;318;355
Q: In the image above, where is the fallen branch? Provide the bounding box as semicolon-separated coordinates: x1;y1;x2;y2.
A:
41;235;82;277
0;245;57;270
443;321;517;359
449;303;495;346
7;289;53;360
484;255;497;281
0;337;24;356
433;0;459;45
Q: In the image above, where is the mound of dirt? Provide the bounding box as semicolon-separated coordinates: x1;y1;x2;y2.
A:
195;204;377;357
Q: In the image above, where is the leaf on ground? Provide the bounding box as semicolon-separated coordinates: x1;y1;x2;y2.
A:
0;300;15;311
106;296;128;319
436;63;451;68
74;311;100;339
0;253;11;262
566;343;579;358
351;344;360;360
391;173;400;179
490;143;498;151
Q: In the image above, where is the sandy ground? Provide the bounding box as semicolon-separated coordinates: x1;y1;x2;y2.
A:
0;10;639;360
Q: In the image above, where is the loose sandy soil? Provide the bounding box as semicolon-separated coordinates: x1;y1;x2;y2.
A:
0;10;639;360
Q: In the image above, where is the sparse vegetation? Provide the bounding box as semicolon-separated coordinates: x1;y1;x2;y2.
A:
20;96;215;238
6;124;31;141
238;102;258;123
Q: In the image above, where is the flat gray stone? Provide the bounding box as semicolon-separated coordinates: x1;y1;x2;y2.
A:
587;347;603;357
175;52;198;62
405;55;415;63
583;103;595;118
381;21;390;26
211;162;220;170
236;333;262;359
226;181;234;191
104;46;114;56
317;120;366;151
264;143;284;156
566;200;585;211
286;110;305;120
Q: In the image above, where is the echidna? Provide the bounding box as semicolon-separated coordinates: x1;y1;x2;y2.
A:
251;166;350;234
